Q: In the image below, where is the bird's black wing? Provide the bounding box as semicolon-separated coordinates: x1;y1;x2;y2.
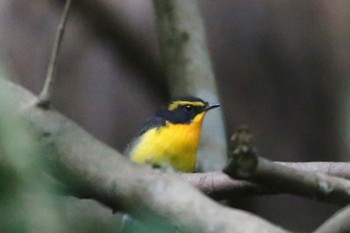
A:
124;116;166;156
137;116;166;136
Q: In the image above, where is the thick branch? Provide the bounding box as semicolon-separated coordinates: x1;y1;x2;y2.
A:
3;78;288;233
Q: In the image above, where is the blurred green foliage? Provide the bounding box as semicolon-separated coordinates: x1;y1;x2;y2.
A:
0;77;64;233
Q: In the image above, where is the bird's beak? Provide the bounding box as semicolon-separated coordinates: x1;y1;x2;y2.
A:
204;104;220;111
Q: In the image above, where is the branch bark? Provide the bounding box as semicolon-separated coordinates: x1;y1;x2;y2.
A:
3;78;289;233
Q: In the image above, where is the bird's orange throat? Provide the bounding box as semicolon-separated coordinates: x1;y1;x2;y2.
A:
130;112;206;172
165;112;206;154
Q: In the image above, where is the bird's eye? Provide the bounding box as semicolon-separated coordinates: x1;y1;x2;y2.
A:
184;105;193;112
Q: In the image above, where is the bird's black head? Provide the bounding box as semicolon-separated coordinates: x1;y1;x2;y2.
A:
156;96;220;124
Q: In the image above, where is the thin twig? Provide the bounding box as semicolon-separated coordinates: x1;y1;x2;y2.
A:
58;0;169;100
37;0;72;109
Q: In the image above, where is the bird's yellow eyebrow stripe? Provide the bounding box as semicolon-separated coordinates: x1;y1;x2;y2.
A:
168;101;205;110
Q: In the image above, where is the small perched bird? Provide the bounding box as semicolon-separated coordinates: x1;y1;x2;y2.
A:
127;96;220;172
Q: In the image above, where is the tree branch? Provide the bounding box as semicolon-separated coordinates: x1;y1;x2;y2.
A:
3;78;289;233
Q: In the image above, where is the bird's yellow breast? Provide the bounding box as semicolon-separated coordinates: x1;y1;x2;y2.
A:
129;112;206;172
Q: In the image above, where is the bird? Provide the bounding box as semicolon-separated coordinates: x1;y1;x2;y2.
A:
127;96;220;172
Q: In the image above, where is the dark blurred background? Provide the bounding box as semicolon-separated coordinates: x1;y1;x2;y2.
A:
1;0;349;232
